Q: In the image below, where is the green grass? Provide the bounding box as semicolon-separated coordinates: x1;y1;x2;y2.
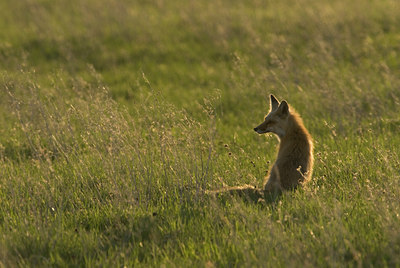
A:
1;0;400;266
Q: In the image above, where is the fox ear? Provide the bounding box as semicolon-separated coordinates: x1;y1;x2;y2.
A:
278;101;289;117
270;94;279;111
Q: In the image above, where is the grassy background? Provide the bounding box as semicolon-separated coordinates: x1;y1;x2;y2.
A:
1;0;400;266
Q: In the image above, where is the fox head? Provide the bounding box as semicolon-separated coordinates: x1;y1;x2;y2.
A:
253;95;290;138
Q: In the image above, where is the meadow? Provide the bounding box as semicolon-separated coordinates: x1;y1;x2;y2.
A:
1;0;400;266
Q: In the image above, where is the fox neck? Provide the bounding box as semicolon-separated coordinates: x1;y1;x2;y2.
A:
278;113;311;146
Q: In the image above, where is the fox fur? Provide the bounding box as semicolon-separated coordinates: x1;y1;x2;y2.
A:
209;94;314;201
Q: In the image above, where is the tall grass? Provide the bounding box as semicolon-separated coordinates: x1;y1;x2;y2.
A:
1;0;400;266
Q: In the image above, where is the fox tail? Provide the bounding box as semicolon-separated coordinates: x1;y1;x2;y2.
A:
206;184;264;203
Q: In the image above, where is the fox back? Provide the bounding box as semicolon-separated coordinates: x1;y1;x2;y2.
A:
254;95;314;192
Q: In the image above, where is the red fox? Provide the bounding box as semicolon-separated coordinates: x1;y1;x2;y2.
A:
210;94;314;201
254;94;314;193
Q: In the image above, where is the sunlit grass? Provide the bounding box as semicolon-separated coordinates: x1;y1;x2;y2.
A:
1;0;400;266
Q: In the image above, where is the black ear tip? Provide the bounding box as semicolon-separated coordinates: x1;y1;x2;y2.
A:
270;94;279;103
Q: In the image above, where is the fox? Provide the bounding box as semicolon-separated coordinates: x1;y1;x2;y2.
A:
254;94;314;193
209;94;314;202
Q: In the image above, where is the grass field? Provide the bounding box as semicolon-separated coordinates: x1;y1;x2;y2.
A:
1;0;400;266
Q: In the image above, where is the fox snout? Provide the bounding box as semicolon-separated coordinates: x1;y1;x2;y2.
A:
254;126;266;134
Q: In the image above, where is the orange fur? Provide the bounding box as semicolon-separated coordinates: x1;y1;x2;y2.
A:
262;108;314;191
210;95;313;201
